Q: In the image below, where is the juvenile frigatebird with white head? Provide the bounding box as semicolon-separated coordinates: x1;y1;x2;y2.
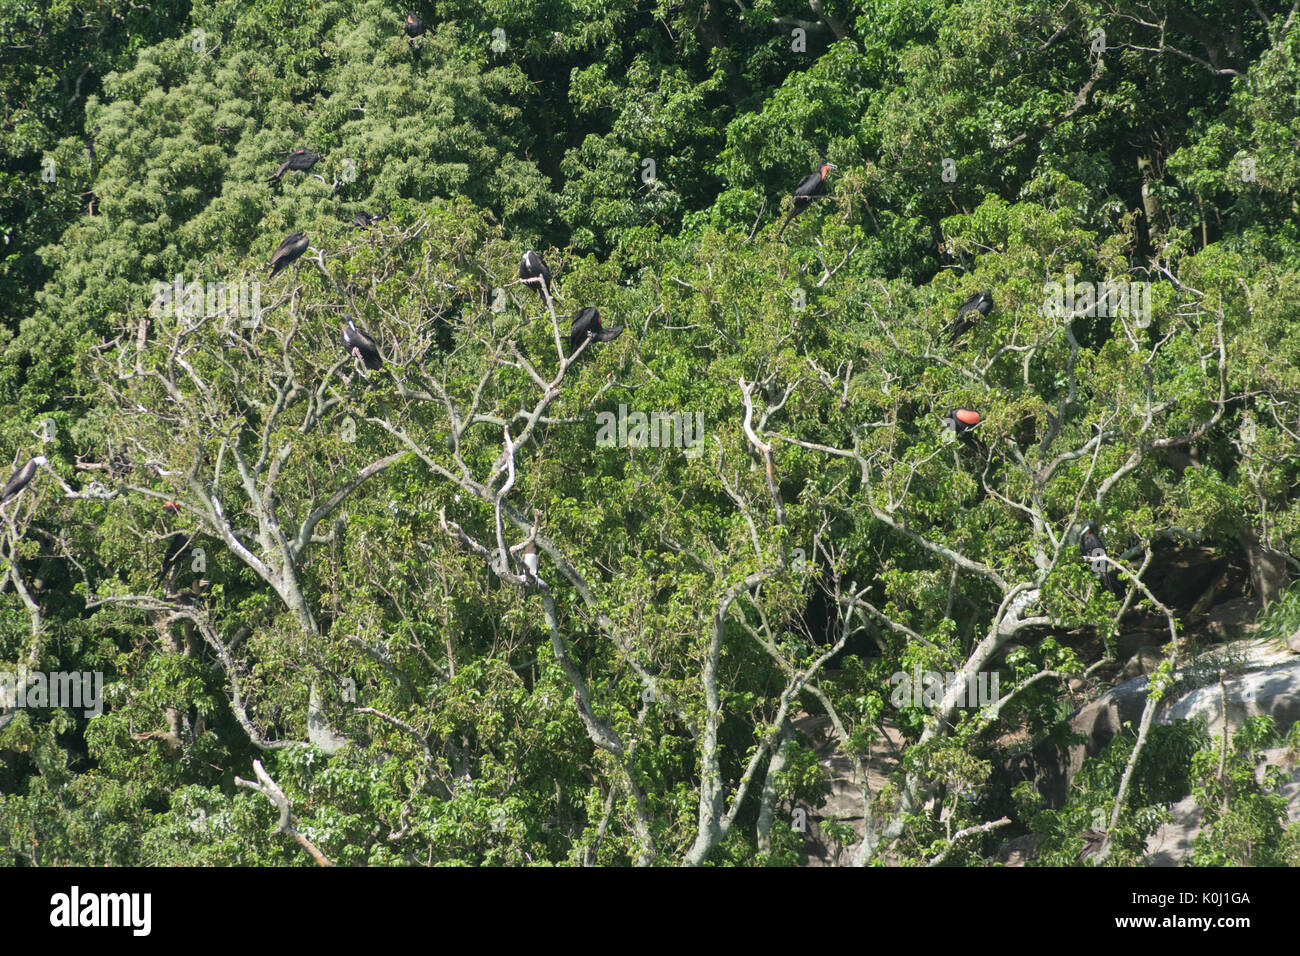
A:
519;251;552;298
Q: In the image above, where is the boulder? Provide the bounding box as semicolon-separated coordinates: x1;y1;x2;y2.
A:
1028;672;1153;807
994;832;1039;866
1147;745;1300;865
1158;658;1300;738
1116;627;1168;662
1204;596;1261;641
791;713;901;866
1025;641;1300;807
1120;646;1163;679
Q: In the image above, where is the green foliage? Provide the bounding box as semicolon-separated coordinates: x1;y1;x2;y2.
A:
3;0;1299;867
1190;717;1300;866
1017;720;1209;866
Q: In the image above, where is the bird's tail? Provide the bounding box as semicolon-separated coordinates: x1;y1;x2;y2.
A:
777;206;799;240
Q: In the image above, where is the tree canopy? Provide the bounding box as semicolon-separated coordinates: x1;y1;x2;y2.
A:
2;0;1298;867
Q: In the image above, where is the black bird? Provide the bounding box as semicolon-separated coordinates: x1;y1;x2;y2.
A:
1080;521;1120;595
569;307;623;354
404;10;426;37
777;161;836;239
270;148;320;182
107;451;132;480
268;232;309;277
943;408;987;456
949;290;994;343
519;250;551;297
342;318;383;370
159;501;188;587
1;456;46;504
353;211;381;229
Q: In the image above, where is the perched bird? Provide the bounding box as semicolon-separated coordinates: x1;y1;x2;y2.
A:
342;318;383;370
159;501;188;587
1080;521;1120;595
777;161;836;239
404;10;426;37
107;451;132;479
270;148;320;182
521;540;539;579
569;307;623;354
1077;828;1108;862
943;408;987;456
949;290;994;343
352;211;381;229
268;232;309;277
519;250;552;297
1;456;46;504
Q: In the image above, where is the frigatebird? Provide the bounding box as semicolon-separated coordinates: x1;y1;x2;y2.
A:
1081;521;1121;595
268;232;309;277
777;162;836;239
943;408;987;456
342;318;383;370
949;290;994;343
353;211;381;228
270;148;320;182
569;307;623;354
159;501;188;587
404;10;426;37
519;251;551;297
1;456;46;504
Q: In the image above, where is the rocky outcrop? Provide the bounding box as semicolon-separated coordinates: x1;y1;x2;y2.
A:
791;713;902;866
1025;639;1299;808
1159;658;1300;739
1204;596;1261;641
1146;744;1300;865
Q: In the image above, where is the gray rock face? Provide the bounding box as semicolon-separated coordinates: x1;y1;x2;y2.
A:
1159;659;1300;739
1027;640;1300;807
791;713;901;866
1144;793;1206;866
994;832;1039;866
1204;597;1261;641
1120;646;1163;679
